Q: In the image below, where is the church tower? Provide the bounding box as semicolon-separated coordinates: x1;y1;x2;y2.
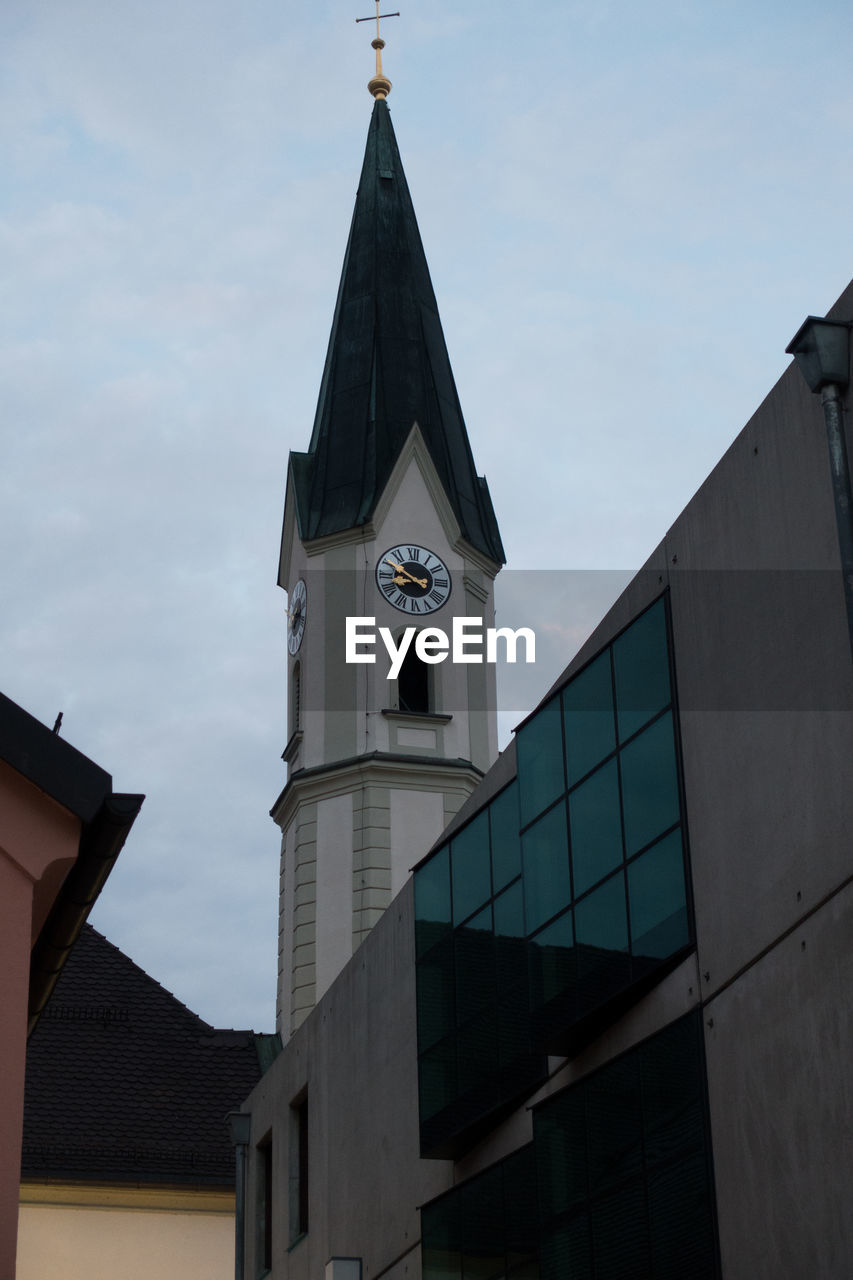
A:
273;31;504;1038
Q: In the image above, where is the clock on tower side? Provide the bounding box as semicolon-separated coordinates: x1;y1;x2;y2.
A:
272;430;501;1039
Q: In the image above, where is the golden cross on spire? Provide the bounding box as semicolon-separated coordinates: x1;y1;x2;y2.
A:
356;2;400;100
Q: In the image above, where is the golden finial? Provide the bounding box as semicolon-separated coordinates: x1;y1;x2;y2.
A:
356;3;400;99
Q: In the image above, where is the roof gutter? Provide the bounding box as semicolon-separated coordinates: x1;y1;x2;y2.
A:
27;791;144;1035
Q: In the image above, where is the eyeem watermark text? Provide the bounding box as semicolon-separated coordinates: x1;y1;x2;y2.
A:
346;617;536;679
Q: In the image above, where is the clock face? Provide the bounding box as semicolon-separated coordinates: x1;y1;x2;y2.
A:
375;544;452;615
288;579;307;654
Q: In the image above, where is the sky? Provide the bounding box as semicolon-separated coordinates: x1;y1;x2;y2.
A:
2;0;853;1032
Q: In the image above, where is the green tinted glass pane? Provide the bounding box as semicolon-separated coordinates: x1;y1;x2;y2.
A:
620;712;680;856
641;1014;703;1164
586;1055;642;1192
494;882;526;988
456;905;495;1023
534;1089;587;1219
490;782;521;891
613;598;671;741
422;1194;460;1251
517;698;564;826
648;1152;717;1280
422;1248;462;1280
452;809;491;925
415;845;452;957
591;1183;650;1278
457;1009;498;1096
529;910;574;1009
455;1165;504;1257
522;802;570;934
628;830;689;959
563;651;616;785
574;871;628;954
540;1221;592;1280
498;981;531;1065
419;1036;458;1122
506;1259;539;1279
461;1255;504;1280
417;936;455;1052
494;879;524;938
569;759;623;896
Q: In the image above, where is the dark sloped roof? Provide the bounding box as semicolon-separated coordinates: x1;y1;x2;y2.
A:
22;925;262;1188
290;98;504;564
0;691;111;822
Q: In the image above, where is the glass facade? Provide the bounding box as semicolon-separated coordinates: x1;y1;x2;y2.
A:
414;595;693;1156
422;1145;540;1280
420;1013;718;1280
534;1012;718;1279
520;597;690;1049
415;778;547;1157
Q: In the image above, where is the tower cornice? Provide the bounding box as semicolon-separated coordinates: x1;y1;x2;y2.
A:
271;751;484;833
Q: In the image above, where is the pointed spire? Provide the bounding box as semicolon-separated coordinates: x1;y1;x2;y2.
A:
289;100;504;565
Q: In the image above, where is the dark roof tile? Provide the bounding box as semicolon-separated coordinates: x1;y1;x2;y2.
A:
22;926;262;1188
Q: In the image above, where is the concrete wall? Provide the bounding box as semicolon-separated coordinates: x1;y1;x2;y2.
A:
245;881;453;1280
705;879;853;1279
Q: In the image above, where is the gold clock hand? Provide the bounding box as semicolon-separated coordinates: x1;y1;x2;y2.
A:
384;557;428;589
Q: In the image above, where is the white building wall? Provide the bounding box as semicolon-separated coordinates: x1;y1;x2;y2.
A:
315;793;354;1003
389;789;446;898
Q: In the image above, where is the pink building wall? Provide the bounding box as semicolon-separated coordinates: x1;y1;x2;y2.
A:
0;761;82;1277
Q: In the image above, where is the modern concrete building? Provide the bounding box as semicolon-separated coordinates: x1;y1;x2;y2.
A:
237;41;853;1280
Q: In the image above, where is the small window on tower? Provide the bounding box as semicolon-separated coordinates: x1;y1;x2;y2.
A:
398;641;430;714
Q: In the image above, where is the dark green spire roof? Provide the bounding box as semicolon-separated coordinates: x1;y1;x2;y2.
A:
289;99;504;564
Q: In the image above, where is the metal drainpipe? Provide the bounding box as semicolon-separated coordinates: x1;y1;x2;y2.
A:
234;1142;247;1280
228;1112;252;1280
820;382;853;663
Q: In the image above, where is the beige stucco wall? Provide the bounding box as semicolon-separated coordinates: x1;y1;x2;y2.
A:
17;1186;235;1280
